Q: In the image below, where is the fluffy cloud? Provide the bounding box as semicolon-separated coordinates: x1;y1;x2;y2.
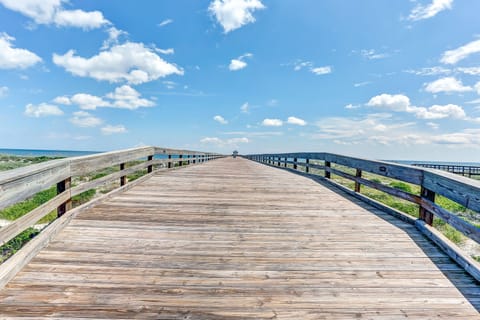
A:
0;33;42;69
209;0;265;33
367;94;411;112
311;66;332;75
56;85;154;110
0;86;8;97
101;124;127;135
424;77;472;93
107;85;155;110
408;0;453;21
287;116;307;126
229;53;252;71
404;66;452;76
0;0;109;29
53;42;183;84
441;39;480;65
24;103;63;117
69;111;102;127
262;118;283;127
102;27;128;49
367;93;467;120
52;95;71;105
213;115;228;124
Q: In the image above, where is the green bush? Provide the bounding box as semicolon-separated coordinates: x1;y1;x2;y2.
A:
389;181;412;193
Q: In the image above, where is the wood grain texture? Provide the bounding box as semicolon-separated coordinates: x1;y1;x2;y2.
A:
0;157;478;319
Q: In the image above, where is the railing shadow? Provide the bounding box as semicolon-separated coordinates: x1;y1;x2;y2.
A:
261;163;480;312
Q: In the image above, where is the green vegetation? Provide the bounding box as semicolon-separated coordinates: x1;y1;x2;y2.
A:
0;228;39;263
0;187;56;221
0;154;62;171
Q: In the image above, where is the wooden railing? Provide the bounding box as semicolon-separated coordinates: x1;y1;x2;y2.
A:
0;146;223;247
412;163;480;178
245;152;480;278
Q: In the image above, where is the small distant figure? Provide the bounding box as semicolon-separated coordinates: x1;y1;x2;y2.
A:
232;150;238;158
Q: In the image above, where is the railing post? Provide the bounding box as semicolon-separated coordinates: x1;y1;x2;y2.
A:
179;154;183;166
284;157;287;167
147;155;153;173
420;187;435;225
293;157;297;170
354;169;362;193
120;163;127;186
56;177;72;217
168;154;172;168
193;155;196;164
187;155;191;165
277;157;280;166
325;161;331;179
306;159;310;173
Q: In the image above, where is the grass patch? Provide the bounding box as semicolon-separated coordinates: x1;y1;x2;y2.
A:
0;187;56;221
0;228;39;263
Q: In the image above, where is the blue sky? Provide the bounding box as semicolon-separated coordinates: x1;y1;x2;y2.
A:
1;0;480;161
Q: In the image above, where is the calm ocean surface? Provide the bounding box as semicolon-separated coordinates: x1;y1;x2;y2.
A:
0;148;100;158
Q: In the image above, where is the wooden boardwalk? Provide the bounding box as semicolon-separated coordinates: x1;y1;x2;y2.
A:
0;157;479;319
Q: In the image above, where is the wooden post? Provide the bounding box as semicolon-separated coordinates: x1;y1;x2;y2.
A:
420;187;435;225
293;158;297;170
354;169;362;193
187;155;190;165
325;161;331;179
284;157;287;167
168;154;172;168
193;155;196;164
306;159;310;173
120;163;127;186
179;154;183;166
147;155;153;173
56;177;72;217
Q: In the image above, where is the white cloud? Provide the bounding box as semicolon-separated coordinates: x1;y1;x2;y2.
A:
0;0;109;29
24;103;63;117
475;82;480;95
229;59;247;71
229;53;252;71
287;116;306;126
367;93;467;120
293;60;313;71
52;95;71;105
361;49;389;60
345;103;361;109
262;118;283;127
354;81;371;87
208;0;265;33
158;19;173;27
71;93;110;110
0;86;8;97
457;67;480;75
53;42;183;84
240;102;249;113
156;48;175;55
106;85;155;110
440;39;480;65
69;111;102;127
404;66;452;76
424;77;472;93
367;94;411;112
102;27;127;49
213;115;228;124
200;136;249;147
408;0;453;21
427;122;439;129
101;124;127;135
311;66;332;75
0;33;42;69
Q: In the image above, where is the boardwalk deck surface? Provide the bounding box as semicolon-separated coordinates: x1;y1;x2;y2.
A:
0;157;479;319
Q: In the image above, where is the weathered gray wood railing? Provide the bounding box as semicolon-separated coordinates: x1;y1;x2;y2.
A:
246;152;480;280
0;147;222;248
413;163;480;178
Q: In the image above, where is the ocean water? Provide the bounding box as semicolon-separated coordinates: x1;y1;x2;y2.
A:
0;148;100;158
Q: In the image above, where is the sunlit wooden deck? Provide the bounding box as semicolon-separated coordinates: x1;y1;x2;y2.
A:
0;157;479;319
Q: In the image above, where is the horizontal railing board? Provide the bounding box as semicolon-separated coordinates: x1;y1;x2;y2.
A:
326;166;422;205
423;169;480;213
153;147;214;156
0;191;70;245
0;161;70;211
69;147;154;177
